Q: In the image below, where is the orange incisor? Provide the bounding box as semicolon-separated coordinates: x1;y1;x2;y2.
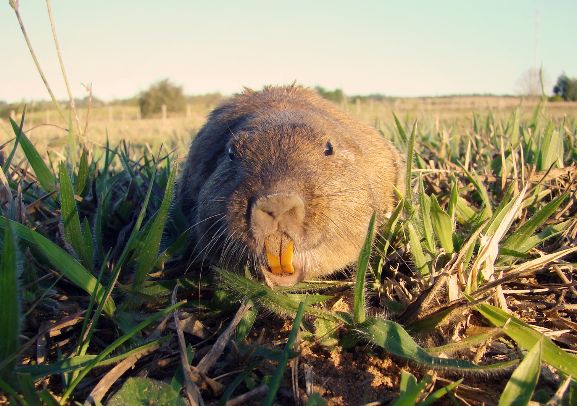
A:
265;238;294;275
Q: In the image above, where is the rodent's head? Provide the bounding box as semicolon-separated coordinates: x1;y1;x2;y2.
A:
193;110;375;286
181;86;404;287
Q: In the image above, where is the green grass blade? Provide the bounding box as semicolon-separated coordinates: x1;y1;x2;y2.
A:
456;196;478;225
393;113;408;145
457;163;492;219
419;379;463;406
75;148;89;196
217;269;329;319
404;121;417;199
448;175;458;222
498;339;541;406
475;303;577;378
394;371;428;406
17;338;167;380
0;217;115;316
430;195;454;254
9;118;56;192
0;218;21;375
358;317;517;372
538;123;564;170
133;163;177;287
407;221;429;276
16;372;41;406
81;218;94;268
59;162;91;267
2;110;25;174
60;301;185;404
502;219;572;256
418;177;435;253
353;212;376;324
263;301;306;406
502;192;568;253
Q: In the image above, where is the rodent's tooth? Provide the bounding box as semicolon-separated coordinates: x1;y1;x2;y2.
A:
280;239;295;274
264;236;295;275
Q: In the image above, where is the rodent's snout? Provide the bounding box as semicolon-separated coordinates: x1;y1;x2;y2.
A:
250;192;306;285
250;193;305;240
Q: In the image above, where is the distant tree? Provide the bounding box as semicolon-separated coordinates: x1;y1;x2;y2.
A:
314;86;345;104
138;79;186;117
553;74;577;101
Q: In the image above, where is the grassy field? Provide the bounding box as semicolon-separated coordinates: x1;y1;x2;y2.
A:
0;94;576;405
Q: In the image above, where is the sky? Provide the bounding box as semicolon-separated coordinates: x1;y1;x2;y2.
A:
1;0;576;102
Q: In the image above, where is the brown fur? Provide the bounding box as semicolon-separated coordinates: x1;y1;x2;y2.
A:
179;85;405;286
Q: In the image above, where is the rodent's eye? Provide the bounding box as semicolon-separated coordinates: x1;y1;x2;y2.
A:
227;146;235;161
324;141;334;156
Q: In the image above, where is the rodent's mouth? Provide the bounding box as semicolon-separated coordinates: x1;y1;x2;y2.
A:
260;234;305;287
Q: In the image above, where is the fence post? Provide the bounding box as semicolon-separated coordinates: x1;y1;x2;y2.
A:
161;104;167;121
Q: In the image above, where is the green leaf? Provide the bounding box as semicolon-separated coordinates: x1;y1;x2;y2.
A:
17;338;166;380
0;217;115;316
502;192;568;253
430;195;454;254
107;377;186;406
353;211;376;324
59;162;92;268
456;196;478;225
498;340;542;406
448;175;458;222
457;163;492;220
75;148;89;195
17;372;41;406
306;393;327;406
404;121;417;199
503;219;572;256
419;379;463;405
61;301;184;403
538;123;564;170
9;118;56;192
0;218;20;375
407;221;429;276
475;303;577;378
133;163;177;287
394;371;429;406
82;218;94;268
419;177;435;253
358;317;517;372
2;110;25;174
263;301;306;406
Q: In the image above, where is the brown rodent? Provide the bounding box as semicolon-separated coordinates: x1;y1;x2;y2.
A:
179;85;405;287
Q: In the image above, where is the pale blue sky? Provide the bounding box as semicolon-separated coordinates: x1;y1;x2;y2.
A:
1;1;575;102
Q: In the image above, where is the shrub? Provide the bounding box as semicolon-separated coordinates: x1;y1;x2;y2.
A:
138;79;186;118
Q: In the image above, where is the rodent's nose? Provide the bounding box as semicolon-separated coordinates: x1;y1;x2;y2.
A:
251;193;305;237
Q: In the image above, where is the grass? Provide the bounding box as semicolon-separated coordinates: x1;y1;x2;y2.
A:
1;3;577;405
1;98;576;405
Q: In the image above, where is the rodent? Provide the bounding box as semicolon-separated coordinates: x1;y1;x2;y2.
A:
179;85;405;287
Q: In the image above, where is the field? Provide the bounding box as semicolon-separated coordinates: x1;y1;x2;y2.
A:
0;93;576;406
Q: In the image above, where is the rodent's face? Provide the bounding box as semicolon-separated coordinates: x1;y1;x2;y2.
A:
195;119;374;286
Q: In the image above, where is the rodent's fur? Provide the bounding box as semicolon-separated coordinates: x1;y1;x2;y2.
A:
179;85;405;286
